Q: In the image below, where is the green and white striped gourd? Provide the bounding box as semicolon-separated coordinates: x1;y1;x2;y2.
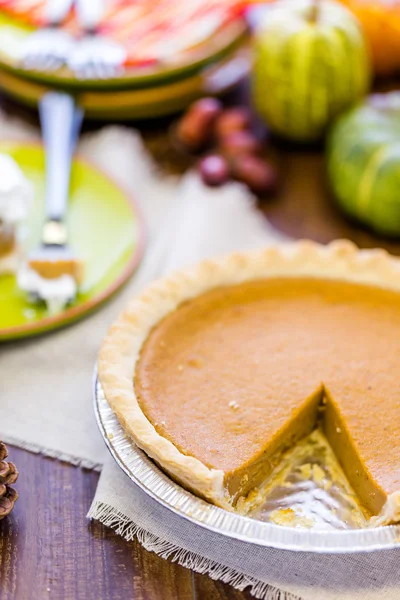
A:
252;0;371;142
327;92;400;236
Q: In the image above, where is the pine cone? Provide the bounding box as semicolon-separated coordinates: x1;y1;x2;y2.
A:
0;442;18;519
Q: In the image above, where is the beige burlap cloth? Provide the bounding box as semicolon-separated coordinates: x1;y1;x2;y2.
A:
1;114;399;600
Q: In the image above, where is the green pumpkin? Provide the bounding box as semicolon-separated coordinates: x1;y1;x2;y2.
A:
327;92;400;236
252;0;371;142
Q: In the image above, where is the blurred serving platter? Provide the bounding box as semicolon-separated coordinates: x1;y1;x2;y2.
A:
0;2;249;118
0;43;250;119
0;1;248;82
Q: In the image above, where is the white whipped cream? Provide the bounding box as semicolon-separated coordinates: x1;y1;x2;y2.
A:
17;265;77;315
0;153;33;225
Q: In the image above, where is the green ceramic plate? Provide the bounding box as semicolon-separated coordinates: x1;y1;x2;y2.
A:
0;141;144;341
0;11;248;91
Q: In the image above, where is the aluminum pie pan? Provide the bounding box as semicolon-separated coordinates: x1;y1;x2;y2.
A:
94;368;400;553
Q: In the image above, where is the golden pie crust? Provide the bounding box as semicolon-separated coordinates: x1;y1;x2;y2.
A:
98;240;400;525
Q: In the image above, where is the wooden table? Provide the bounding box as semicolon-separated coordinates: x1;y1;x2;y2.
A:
1;94;400;600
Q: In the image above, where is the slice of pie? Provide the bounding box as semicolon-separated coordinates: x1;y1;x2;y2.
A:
0;153;32;275
98;241;400;525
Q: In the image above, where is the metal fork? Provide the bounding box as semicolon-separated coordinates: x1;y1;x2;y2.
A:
18;92;84;313
21;0;75;72
67;0;126;79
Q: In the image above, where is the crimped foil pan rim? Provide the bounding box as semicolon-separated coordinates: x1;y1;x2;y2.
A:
93;367;400;553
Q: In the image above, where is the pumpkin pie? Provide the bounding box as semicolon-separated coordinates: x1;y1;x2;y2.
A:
98;241;400;525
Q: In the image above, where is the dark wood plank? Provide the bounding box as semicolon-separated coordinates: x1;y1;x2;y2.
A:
0;446;193;600
194;573;255;600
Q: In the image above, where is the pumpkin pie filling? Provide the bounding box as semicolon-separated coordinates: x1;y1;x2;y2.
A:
135;277;400;517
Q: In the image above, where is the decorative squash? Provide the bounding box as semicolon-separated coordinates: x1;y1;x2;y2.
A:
339;0;400;76
327;92;400;236
252;0;371;142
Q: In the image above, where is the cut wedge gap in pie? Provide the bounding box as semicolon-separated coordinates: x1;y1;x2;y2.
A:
249;429;369;530
98;240;400;527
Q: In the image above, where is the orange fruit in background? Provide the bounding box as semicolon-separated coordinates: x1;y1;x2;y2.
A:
340;0;400;76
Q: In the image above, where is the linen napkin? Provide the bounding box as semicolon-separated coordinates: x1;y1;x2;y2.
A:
1;112;399;600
